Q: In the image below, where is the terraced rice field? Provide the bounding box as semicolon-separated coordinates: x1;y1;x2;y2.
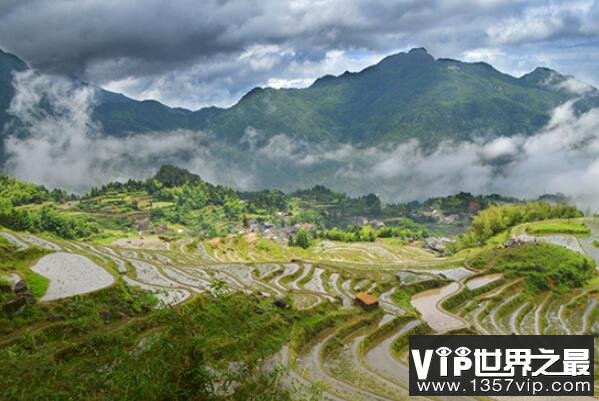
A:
410;282;466;332
32;252;115;301
3;228;599;399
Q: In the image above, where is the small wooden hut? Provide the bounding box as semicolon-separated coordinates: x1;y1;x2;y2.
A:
354;292;379;310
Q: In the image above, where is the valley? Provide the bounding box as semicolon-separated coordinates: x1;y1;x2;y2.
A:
1;169;598;400
2;3;599;400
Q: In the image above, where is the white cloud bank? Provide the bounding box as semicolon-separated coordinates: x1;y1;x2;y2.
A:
3;71;253;192
3;70;599;211
238;100;599;210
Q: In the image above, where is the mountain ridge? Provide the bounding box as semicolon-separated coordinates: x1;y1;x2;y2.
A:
1;46;597;146
1;46;599;198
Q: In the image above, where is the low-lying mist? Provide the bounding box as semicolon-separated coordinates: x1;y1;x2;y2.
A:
3;70;599;211
3;70;254;193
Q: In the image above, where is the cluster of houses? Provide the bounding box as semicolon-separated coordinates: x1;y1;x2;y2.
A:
241;219;314;244
503;234;536;248
134;215;171;235
423;236;452;253
420;209;460;224
348;216;386;227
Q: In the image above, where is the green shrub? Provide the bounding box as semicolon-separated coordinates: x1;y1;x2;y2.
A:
288;229;312;249
454;202;582;249
0;294;305;401
470;243;595;294
526;221;590;235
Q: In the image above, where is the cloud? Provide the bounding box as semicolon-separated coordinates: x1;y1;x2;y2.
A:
233;102;599;210
485;2;590;46
0;1;598;108
4;70;599;212
353;101;599;209
251;133;354;166
4;71;253;192
554;77;595;94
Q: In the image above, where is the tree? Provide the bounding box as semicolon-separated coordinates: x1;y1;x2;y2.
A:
224;196;245;219
178;183;209;209
289;229;311;249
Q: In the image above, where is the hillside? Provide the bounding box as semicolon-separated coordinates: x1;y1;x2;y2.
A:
1;167;598;400
1;47;597;150
2;47;599;200
201;48;593;146
0;166;507;242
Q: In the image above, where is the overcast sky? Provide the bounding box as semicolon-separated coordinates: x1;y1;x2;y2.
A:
1;0;598;110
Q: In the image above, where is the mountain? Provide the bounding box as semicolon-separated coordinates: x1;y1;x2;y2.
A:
0;48;28;157
200;47;598;147
101;47;598;148
1;47;598;199
1;47;597;148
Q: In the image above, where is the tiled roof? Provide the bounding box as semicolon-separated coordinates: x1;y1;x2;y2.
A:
355;292;378;305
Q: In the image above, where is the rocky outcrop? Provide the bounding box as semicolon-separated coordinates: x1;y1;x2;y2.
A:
3;293;36;314
14;280;28;293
